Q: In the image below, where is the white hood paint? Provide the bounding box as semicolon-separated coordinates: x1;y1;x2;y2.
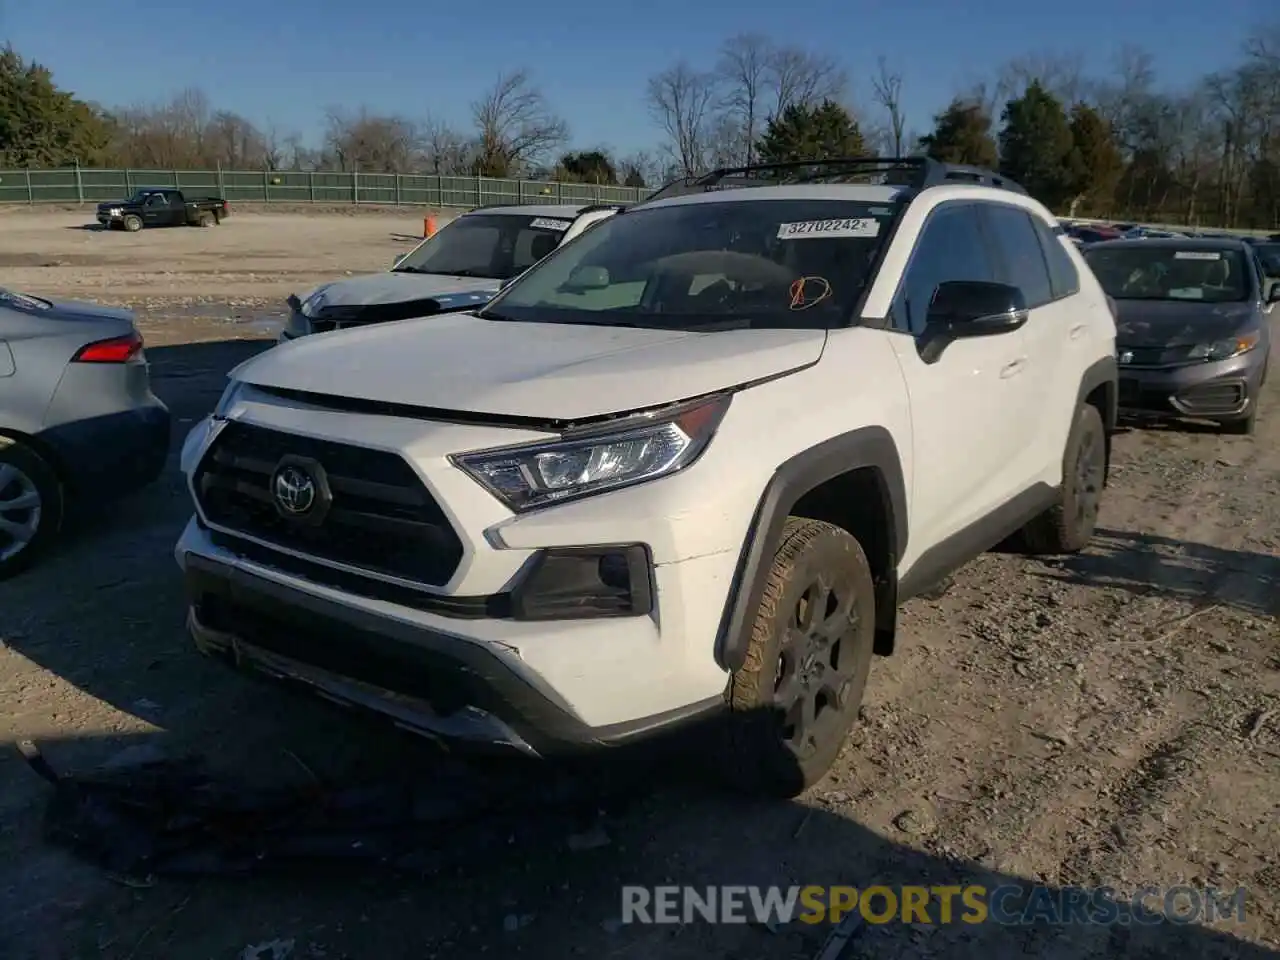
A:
303;272;503;308
234;312;828;421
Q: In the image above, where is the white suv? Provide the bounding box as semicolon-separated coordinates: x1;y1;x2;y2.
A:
176;158;1118;797
280;203;622;340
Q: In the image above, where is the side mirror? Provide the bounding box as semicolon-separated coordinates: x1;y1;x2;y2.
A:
1266;284;1280;304
925;280;1029;337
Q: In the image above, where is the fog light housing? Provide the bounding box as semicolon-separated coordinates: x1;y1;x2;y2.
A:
511;544;653;620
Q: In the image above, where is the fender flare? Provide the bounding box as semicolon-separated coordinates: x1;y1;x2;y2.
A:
713;425;908;672
1078;354;1118;432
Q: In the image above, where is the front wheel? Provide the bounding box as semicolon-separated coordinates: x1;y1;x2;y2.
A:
720;518;877;798
0;439;63;580
123;214;143;232
1022;402;1106;555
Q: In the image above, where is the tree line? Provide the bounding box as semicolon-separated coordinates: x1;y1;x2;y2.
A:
4;25;1280;227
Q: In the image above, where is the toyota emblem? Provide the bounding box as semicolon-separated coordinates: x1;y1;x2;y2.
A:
273;463;317;515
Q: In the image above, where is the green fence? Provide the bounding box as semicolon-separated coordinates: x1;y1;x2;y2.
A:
0;167;650;207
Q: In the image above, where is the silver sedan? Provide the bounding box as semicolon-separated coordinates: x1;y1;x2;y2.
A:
0;290;170;578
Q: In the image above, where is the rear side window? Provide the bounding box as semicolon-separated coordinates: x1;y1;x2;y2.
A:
1038;222;1081;299
984;205;1054;307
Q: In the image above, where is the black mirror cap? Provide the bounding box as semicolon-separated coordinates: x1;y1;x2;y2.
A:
1267;284;1280;304
926;280;1029;335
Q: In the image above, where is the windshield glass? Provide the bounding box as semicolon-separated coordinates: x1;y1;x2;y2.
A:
393;213;574;280
1252;242;1280;278
480;199;900;330
1083;245;1250;303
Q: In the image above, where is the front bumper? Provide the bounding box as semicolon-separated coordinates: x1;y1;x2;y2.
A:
1117;349;1265;421
176;519;728;756
41;400;171;498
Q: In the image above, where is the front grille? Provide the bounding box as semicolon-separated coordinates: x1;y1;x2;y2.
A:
194;422;463;586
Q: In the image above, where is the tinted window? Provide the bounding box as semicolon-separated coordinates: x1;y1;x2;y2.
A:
487;199;901;331
395;214;573;280
1083;245;1250;303
1039;224;1081;299
896;204;994;335
985;205;1054;307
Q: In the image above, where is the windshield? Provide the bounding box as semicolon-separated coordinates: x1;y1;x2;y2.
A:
1083;245;1250;303
480;198;900;331
392;213;573;280
1252;242;1280;278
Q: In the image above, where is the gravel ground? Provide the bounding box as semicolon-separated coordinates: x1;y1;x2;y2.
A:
0;212;1277;960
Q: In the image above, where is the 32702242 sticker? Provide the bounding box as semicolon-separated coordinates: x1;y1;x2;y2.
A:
529;217;572;231
777;218;881;240
1173;250;1221;260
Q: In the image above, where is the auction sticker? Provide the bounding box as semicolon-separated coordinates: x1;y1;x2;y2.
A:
1173;251;1221;260
530;218;572;231
777;218;880;240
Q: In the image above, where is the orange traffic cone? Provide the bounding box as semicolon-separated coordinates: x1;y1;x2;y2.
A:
424;215;437;238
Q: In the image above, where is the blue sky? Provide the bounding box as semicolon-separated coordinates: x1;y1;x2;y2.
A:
4;0;1274;158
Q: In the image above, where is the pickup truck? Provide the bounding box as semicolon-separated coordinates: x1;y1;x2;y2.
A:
97;188;230;232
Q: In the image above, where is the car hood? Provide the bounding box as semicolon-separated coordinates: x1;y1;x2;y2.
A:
1113;300;1257;347
234;313;827;421
302;272;503;308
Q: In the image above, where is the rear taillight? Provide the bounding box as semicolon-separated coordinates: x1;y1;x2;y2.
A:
72;331;144;363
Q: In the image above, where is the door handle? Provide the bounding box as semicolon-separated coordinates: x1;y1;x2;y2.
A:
1000;358;1026;378
1069;323;1087;340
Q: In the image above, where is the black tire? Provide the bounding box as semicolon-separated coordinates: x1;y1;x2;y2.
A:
0;438;63;581
197;212;214;227
721;518;877;798
1022;403;1106;555
123;214;143;232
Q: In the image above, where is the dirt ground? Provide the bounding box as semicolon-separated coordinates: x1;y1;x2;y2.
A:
0;210;1278;960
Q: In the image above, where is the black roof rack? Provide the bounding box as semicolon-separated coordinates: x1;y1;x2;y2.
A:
641;156;1027;204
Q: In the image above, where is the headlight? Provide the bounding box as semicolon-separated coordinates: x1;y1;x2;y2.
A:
212;380;245;419
1188;330;1261;362
296;288;329;318
452;395;730;512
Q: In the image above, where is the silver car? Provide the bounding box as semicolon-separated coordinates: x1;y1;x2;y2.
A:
0;290;170;577
1082;238;1274;434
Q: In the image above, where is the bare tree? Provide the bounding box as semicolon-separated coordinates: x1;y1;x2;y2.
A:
646;62;718;176
716;33;772;165
323;107;422;172
471;69;569;178
766;46;847;118
421;116;473;175
870;57;906;155
998;50;1087;105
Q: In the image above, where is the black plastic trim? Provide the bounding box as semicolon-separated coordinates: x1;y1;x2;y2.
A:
509;544;655;620
897;482;1058;601
184;555;724;754
713;426;907;672
1078;354;1119;433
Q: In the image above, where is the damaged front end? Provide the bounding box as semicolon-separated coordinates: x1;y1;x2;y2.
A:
282;291;496;340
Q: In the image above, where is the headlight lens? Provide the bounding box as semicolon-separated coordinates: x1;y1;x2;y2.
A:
452;395;730;512
1188;330;1260;362
212;380;245;419
297;288;329;318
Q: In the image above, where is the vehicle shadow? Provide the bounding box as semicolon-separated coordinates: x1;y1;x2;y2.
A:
390;232;426;243
67;224;108;232
1033;526;1279;618
3;722;1276;960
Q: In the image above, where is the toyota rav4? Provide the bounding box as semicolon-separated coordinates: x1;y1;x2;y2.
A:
176;157;1118;797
